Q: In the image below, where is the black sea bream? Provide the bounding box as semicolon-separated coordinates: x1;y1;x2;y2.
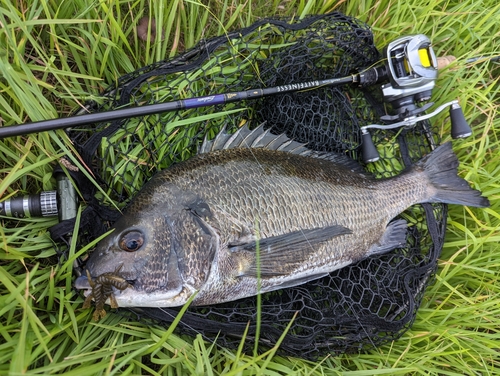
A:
75;125;489;309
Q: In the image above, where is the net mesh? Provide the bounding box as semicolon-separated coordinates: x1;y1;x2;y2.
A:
58;12;447;358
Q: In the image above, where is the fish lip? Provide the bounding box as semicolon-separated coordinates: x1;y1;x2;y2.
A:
74;274;137;290
75;274;186;307
74;275;91;290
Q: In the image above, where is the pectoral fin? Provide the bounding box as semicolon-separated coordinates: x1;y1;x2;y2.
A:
229;225;351;277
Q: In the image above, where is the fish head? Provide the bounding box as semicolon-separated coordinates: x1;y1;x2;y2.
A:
75;196;219;308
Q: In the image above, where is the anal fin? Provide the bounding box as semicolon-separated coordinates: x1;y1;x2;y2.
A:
368;219;407;256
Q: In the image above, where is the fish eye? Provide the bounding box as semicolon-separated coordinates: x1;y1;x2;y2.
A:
119;230;144;252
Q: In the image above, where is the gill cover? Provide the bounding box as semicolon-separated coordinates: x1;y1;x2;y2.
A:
173;198;218;289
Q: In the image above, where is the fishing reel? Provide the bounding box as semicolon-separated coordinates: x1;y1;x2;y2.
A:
359;34;472;163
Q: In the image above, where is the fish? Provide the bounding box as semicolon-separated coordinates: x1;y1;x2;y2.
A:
75;124;489;312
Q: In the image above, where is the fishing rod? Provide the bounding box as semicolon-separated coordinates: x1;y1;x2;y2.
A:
0;34;498;219
2;35;494;140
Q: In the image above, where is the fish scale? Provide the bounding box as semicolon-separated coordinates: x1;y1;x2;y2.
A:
75;125;489;308
174;150;376;233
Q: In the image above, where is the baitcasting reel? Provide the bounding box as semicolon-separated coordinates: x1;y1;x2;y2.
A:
360;34;472;162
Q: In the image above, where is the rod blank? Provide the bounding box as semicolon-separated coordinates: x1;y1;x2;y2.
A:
0;76;354;139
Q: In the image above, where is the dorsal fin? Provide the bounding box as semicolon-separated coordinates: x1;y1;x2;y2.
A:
198;124;370;176
199;123;309;155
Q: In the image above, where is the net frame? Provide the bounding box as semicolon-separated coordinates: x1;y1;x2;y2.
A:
57;12;447;358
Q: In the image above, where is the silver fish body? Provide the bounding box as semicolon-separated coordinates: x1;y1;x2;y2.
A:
75;125;489;308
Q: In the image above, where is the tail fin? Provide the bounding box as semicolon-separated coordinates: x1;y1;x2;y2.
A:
417;142;489;208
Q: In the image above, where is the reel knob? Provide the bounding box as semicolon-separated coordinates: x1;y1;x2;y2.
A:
450;102;472;139
361;130;380;163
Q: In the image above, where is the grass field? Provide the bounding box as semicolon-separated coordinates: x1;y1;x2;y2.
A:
1;0;499;374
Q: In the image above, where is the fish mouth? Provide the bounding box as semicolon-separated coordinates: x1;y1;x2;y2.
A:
74;274;136;295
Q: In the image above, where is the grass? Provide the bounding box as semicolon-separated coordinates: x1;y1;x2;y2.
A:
1;0;499;374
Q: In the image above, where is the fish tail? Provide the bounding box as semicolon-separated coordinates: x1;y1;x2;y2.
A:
417;142;489;208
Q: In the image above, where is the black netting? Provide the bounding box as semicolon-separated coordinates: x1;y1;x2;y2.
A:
59;12;447;358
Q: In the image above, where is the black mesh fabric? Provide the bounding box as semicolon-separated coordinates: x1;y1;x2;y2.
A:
61;12;447;358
